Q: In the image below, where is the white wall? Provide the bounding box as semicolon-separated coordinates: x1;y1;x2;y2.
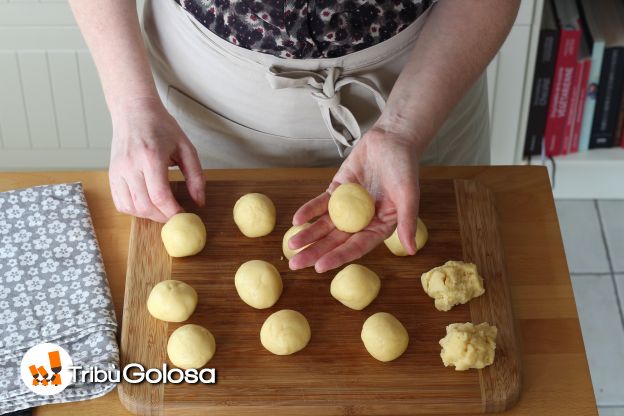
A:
0;0;539;170
0;0;111;170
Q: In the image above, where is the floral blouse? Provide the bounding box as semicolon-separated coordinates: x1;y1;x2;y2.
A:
176;0;433;58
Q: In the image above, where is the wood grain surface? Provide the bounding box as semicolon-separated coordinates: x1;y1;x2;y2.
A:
0;167;595;416
118;178;520;415
455;180;522;412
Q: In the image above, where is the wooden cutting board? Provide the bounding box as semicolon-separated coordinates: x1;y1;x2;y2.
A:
118;178;521;415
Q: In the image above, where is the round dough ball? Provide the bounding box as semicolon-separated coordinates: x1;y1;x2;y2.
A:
147;280;198;322
384;218;429;256
233;193;276;238
161;213;206;257
328;183;375;233
282;223;311;260
330;264;380;310
167;324;216;369
260;309;311;355
234;260;283;309
361;312;409;362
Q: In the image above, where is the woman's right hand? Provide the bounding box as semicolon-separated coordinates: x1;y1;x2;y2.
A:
108;97;205;223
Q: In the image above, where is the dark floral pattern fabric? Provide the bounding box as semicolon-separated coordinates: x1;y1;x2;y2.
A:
176;0;433;58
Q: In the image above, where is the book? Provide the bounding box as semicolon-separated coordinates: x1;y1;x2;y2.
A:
570;58;592;153
616;86;624;147
577;0;606;151
561;58;583;155
543;0;582;156
567;22;592;154
591;47;624;147
588;0;624;148
621;108;624;147
523;0;559;157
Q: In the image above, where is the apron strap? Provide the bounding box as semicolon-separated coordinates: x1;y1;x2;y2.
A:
266;66;386;157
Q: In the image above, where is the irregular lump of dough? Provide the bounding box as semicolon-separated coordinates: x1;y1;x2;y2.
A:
282;223;311;260
235;260;282;309
361;312;409;362
421;261;485;311
330;264;380;310
167;324;216;369
328;183;375;233
147;280;198;322
260;309;311;355
161;213;206;257
233;193;276;237
439;322;497;371
384;218;429;256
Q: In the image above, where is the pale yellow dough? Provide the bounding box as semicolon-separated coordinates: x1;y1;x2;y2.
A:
328;183;375;233
439;322;497;371
161;213;206;257
361;312;409;362
167;324;216;369
330;264;380;310
147;280;198;322
233;193;276;237
282;223;311;260
384;218;429;256
234;260;282;309
260;309;311;355
421;260;485;311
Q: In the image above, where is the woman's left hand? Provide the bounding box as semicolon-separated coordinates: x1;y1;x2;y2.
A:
288;126;422;273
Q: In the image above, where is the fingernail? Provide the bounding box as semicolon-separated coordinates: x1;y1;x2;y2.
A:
288;260;299;271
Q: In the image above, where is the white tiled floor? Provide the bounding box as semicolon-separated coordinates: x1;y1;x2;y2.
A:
556;200;624;416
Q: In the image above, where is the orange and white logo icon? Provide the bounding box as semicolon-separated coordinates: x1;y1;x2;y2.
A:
20;343;73;395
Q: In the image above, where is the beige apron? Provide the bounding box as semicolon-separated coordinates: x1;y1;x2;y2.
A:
143;0;490;168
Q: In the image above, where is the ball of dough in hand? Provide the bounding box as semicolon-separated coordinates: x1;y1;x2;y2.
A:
439;322;497;371
260;309;311;355
330;264;380;310
328;183;375;233
384;218;429;256
233;193;276;237
161;213;206;257
235;260;283;309
361;312;409;362
421;261;485;311
167;324;216;369
147;280;198;322
282;223;311;260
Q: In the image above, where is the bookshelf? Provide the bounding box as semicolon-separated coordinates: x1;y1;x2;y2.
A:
515;0;624;199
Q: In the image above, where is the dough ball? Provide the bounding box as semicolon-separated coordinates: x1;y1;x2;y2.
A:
167;324;216;369
235;260;283;309
233;193;276;237
330;264;380;310
147;280;198;322
260;309;311;355
361;312;409;362
421;261;485;311
328;183;375;233
161;213;206;257
439;322;497;371
282;223;311;260
384;218;429;256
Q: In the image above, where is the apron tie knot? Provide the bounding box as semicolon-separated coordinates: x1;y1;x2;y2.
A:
266;66;386;157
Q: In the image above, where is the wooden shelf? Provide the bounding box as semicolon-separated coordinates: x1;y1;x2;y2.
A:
526;148;624;199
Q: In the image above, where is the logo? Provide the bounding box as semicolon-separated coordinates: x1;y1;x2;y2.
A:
20;343;73;395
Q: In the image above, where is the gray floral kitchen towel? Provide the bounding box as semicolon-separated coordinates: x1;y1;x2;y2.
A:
0;183;118;414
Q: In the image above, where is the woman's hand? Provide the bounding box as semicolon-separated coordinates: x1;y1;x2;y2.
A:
108;97;205;223
288;126;422;273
